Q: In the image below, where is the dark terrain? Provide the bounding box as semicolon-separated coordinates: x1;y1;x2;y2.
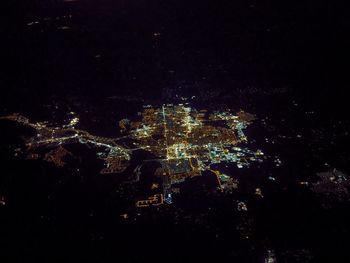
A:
1;1;349;262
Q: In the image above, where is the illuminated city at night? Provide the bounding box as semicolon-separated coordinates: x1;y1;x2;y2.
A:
1;103;265;207
0;0;347;262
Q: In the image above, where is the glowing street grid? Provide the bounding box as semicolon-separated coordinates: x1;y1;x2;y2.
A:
128;104;264;205
1;103;264;207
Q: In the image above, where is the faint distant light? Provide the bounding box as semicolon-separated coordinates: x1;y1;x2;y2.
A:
57;26;70;30
120;213;128;219
0;197;5;206
237;201;248;211
27;21;39;26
